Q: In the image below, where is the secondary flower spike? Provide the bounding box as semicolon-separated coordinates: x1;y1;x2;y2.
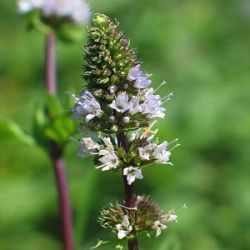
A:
18;0;90;25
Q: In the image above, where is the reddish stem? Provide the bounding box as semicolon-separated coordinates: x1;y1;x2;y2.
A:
117;132;139;250
53;156;74;250
46;32;74;250
46;32;57;94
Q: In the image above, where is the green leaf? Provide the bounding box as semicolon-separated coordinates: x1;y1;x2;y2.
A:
32;96;77;149
57;24;85;43
32;104;47;148
44;115;76;146
0;118;35;146
91;240;110;249
47;95;63;118
26;10;51;34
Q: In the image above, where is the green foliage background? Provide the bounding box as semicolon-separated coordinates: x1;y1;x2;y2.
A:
0;0;250;249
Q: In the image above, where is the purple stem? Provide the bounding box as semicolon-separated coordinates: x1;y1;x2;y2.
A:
46;32;74;250
46;32;57;94
117;132;139;250
53;156;74;250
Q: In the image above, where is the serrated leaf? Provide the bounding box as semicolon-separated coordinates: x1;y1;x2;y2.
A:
0;118;35;146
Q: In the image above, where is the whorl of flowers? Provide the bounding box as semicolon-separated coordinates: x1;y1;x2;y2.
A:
18;0;90;25
98;195;177;239
77;126;175;185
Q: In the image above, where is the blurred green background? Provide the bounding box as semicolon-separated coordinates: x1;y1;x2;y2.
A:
1;0;250;249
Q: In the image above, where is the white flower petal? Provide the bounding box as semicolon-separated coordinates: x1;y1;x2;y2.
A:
127;65;142;80
152;142;171;164
117;230;128;239
73;91;103;122
134;76;152;88
110;93;130;113
123;166;143;185
152;220;167;237
169;214;178;221
78;137;100;157
115;215;132;240
127;175;136;185
129;96;142;115
156;227;161;237
122;215;130;227
140;92;165;119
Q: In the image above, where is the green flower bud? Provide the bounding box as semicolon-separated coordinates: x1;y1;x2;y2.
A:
111;125;118;132
83;14;138;90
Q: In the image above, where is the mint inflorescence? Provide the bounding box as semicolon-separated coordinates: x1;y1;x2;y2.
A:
73;13;180;245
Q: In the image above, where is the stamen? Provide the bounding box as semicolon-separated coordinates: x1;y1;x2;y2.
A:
169;143;181;152
154;80;167;93
168;138;179;146
149;120;158;129
148;129;159;140
162;92;173;103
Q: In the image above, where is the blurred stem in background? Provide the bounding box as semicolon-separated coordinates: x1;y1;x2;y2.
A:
46;32;57;94
45;32;74;250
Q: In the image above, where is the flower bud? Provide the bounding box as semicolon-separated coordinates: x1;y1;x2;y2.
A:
134;120;140;127
106;94;115;101
123;116;130;123
93;89;103;97
111;125;118;132
109;85;117;94
123;84;129;89
109;116;116;124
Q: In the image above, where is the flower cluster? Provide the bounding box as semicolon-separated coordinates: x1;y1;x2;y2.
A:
18;0;90;25
98;195;178;239
73;13;180;243
72;14;171;133
77;126;174;185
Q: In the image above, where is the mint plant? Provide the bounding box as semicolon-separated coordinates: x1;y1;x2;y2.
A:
73;14;180;250
6;1;91;250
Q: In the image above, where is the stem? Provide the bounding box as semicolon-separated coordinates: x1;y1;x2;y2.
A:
46;32;57;94
117;132;139;250
46;32;74;250
53;155;74;250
